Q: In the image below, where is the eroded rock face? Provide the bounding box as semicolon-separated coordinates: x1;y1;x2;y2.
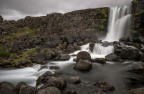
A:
74;59;92;71
37;87;61;94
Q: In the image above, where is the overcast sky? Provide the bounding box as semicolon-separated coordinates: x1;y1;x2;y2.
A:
0;0;132;20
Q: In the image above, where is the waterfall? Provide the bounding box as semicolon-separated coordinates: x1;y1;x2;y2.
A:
93;5;131;56
104;5;131;42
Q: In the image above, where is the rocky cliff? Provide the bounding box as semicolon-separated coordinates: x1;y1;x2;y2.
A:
0;7;109;68
132;0;144;36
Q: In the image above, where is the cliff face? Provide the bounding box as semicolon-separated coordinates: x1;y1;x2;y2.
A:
132;0;144;36
0;7;109;68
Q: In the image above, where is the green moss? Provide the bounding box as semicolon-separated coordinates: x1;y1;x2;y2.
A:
0;27;35;43
12;57;32;66
56;42;68;50
22;48;37;57
0;46;11;57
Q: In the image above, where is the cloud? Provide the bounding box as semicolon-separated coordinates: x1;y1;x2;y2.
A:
0;0;133;20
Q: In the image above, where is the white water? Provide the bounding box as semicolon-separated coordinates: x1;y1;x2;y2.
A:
0;5;131;87
104;5;131;42
93;5;131;55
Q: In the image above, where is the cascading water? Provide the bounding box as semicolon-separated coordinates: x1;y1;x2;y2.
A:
93;5;131;56
104;5;131;42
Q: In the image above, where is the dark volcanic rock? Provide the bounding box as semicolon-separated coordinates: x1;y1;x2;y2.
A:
91;58;106;64
94;81;115;91
40;77;67;90
105;53;119;62
120;47;139;60
15;82;27;93
74;59;92;72
19;85;37;94
89;42;95;52
68;76;81;84
0;82;16;94
77;51;91;62
56;54;70;61
38;87;61;94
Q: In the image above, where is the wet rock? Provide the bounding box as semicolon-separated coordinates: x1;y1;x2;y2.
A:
89;42;95;52
91;58;106;64
56;54;70;61
31;53;45;64
15;82;27;93
40;77;67;90
133;36;144;44
130;87;144;94
119;37;131;42
68;76;81;84
74;59;92;72
0;82;16;94
66;45;76;53
19;85;37;94
38;87;61;94
105;53;118;62
120;47;139;60
101;41;112;47
36;71;54;86
77;51;91;62
94;81;115;91
49;66;60;70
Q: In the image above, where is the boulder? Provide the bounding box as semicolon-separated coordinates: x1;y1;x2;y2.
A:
91;58;106;64
38;87;61;94
40;77;67;90
68;76;81;84
19;85;37;94
89;42;95;52
0;82;16;94
120;47;139;60
15;82;27;93
77;51;91;62
58;54;70;61
94;81;115;91
66;45;76;53
74;59;92;71
36;71;53;86
105;53;118;62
